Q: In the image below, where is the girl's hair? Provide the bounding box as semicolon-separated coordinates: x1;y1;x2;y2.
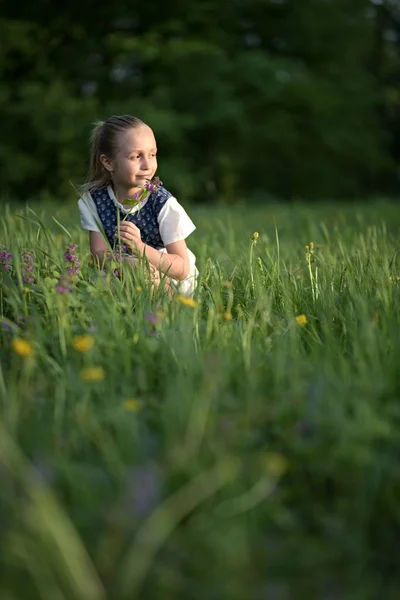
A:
82;115;146;192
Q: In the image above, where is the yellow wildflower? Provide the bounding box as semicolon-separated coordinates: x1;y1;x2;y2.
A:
176;295;198;308
224;312;233;321
295;314;307;326
122;399;141;412
22;287;30;294
263;452;288;478
136;285;142;293
12;338;33;358
73;335;94;352
80;366;105;382
252;231;259;241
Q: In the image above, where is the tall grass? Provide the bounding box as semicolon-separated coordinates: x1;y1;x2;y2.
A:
1;199;400;599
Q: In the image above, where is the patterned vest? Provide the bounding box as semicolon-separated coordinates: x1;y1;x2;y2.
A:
91;186;172;251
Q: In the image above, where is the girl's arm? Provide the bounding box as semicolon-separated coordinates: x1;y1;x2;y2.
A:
118;222;191;280
141;239;191;280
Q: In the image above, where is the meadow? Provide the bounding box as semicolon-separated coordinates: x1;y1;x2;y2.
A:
1;198;400;600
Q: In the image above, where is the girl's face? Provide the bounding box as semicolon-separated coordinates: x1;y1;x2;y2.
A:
102;125;158;194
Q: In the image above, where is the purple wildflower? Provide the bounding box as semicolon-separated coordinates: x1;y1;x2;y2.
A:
144;176;163;194
128;464;162;517
55;284;71;294
0;245;12;274
22;250;35;284
63;243;80;277
113;268;121;279
67;265;80;276
145;312;158;325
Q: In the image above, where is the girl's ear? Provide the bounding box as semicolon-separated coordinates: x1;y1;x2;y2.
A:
100;154;114;173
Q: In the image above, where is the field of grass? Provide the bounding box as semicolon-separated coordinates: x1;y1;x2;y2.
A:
1;198;400;600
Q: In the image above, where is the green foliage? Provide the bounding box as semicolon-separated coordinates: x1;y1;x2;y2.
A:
1;1;399;201
1;200;400;598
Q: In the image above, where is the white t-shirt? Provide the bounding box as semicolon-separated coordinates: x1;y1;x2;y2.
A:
78;186;198;296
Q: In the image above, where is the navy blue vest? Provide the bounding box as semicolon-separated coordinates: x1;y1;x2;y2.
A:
91;185;172;251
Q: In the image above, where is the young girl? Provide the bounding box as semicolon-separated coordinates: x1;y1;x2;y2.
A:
78;114;198;296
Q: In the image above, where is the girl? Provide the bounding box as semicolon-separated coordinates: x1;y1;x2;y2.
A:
78;114;198;296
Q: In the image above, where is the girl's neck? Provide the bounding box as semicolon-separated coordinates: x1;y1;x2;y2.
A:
111;183;141;207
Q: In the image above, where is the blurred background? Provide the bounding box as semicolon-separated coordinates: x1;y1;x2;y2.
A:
1;0;400;204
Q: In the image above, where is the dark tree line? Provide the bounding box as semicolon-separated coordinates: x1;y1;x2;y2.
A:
1;0;400;202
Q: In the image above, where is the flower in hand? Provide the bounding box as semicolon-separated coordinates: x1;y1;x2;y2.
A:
116;222;144;253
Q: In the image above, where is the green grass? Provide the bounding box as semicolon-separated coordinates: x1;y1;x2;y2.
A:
1;199;400;600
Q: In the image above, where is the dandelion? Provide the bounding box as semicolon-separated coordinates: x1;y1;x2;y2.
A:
80;366;105;382
72;335;94;352
263;452;288;478
224;312;233;321
176;295;198;308
122;399;141;412
12;338;33;357
295;314;307;326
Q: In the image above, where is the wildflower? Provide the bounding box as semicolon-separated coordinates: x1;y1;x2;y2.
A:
136;285;142;293
295;314;307;326
0;245;12;273
72;335;94;352
263;452;288;478
55;283;71;294
145;312;158;325
252;231;259;241
122;399;141;412
80;366;105;382
144;176;163;194
224;312;233;321
22;250;35;284
176;295;198;308
64;243;80;277
12;338;33;357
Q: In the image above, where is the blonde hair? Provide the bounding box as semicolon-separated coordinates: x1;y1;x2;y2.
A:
82;115;146;192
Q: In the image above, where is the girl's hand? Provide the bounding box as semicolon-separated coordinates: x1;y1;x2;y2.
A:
116;222;144;253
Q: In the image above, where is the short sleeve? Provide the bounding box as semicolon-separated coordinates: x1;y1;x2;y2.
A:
78;193;101;233
158;197;196;245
